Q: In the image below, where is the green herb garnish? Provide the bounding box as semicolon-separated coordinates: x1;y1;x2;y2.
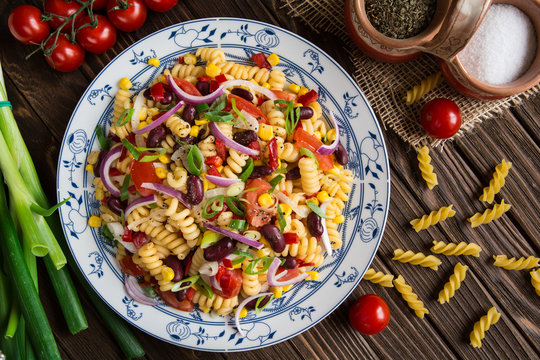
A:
95;124;111;150
231;97;247;124
306;201;331;219
116;108;134;127
245;257;274;275
121;138;141;160
187;145;203;175
195;103;210;113
267;175;284;193
277;203;287;232
229;219;247;231
239;158;254;182
171;275;200;292
101;225;115;244
299;147;319;168
209;93;227;112
120;174;131;201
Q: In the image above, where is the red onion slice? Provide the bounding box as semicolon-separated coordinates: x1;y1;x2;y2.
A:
234;292;273;337
221;79;277;101
210;275;223;292
132;100;184;135
205;175;240;187
267;257;309;287
124;275;160;306
234;110;259;132
317;112;340;155
319;200;333;257
140;182;191;209
125;194;158;218
99;145;123;198
209;122;260;157
131;91;145;130
168;75;224;104
204;222;264;249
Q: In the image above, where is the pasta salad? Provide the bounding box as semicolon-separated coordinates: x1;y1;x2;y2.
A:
87;47;353;334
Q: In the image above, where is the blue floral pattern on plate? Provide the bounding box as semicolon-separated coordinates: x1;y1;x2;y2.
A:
57;18;390;352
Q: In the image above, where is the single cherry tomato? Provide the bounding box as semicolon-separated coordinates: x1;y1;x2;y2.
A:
44;34;85;72
76;14;117;54
143;0;178;12
44;0;83;33
349;294;390;335
8;5;50;44
421;98;462;139
107;0;147;32
212;268;242;299
129;160;161;196
119;255;146;277
91;0;108;10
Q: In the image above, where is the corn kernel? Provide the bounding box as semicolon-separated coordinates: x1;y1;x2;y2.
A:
139;107;148;120
201;174;215;191
138;121;148;129
232;262;242;269
206;63;221;77
298;86;309;96
335;163;343;170
259;238;271;249
161;266;175;282
201;306;211;313
239;307;248;318
277;159;281;168
147;108;159;117
317;191;330;204
95;188;105;201
313;131;322;140
194;119;208;126
288;83;300;93
334;215;345;224
144;274;151;282
258;193;274;208
217;166;223;173
283;285;292;292
306;198;319;206
267;53;280;66
293;102;302;108
258;124;274;141
262;82;271;89
158;154;171;164
88;215;102;228
155;167;167;179
85;164;94;173
148;58;160;67
254;159;264;166
189;125;200;137
271;287;283;299
326;129;337;142
280;203;292;217
306;271;319;281
327;166;340;176
118;77;132;90
184;54;197;65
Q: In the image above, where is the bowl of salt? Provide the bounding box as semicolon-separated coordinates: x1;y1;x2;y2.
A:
439;0;540;99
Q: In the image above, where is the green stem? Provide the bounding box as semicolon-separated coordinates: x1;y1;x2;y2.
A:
0;271;9;327
4;300;19;338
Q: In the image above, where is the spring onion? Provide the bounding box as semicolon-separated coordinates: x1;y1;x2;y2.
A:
245;257;274;275
200;232;221;249
121;175;131;201
229;219;247;231
267;175;284;193
225;196;246;217
306;201;331;219
194;278;214;299
116;108;134;126
231;97;247;124
95;124;110;150
276;204;287;232
202;195;225;219
187;145;203;175
239;158;254;182
300;147;319;168
171;275;200;292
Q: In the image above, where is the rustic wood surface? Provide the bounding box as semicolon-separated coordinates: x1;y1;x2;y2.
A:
1;0;539;359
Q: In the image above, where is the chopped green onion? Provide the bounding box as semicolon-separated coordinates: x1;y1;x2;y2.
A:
95;124;110;150
275;100;300;136
277;204;287;232
116;108;134;127
202;195;224;219
231;97;247;124
225;196;245;217
267;175;284;193
205;111;235;123
306;201;331;219
194;279;213;299
209;94;227;112
200;231;221;249
171;275;200;292
138;148;167;162
101;226;115;244
195;103;209;113
232;250;253;259
231;256;246;265
274;167;287;174
239;158;254;182
255;293;274;314
120;175;131;201
148;203;158;209
245;257;274;275
187;145;203;175
29;196;71;217
229;219;246;231
121;139;141;160
300;147;319;168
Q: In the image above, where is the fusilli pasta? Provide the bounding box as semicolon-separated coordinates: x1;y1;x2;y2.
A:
492;255;539;270
404;72;442;105
417;146;438;190
363;268;394;287
467;199;511;228
393;275;429;318
479;159;512;204
392;249;441;270
430;241;482;257
438;263;468;304
469;307;501;348
410;205;456;232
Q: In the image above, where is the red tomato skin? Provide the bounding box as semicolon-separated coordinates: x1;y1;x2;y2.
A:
212;268;242;299
244;179;275;227
106;0;147;32
271;90;296;101
421;98;462;139
144;0;178;12
293;129;334;171
156;288;194;312
120;255;146;277
91;0;108;10
8;5;50;45
44;35;85;72
129;160;161;196
227;94;268;124
349;294;390;335
76;15;117;54
45;0;83;32
172;77;202;96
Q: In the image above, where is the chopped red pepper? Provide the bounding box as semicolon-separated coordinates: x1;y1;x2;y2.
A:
215;139;227;162
252;52;272;69
204;155;223;167
186;287;195;301
128;185;137;195
284;233;299;244
221;257;233;269
209;80;219;93
132;232;148;249
178;56;184;64
296;258;314;267
109;168;122;177
216;265;225;282
215;74;227;84
257;95;265;106
197;75;211;82
207;166;221;177
150;83;165;102
297;89;318;106
267;137;279;170
248;141;261;160
122;226;133;243
184;256;192;276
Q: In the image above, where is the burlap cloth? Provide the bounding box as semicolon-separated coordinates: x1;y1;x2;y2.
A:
281;0;540;147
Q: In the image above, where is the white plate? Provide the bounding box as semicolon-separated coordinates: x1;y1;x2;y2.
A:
57;17;390;351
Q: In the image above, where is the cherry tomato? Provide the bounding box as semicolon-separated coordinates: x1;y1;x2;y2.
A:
421;98;462;139
244;179;275;227
44;0;83;33
226;94;268;124
8;5;50;45
271;90;296;101
212;268;242;299
91;0;108;10
76;14;117;54
155;288;194;312
107;0;147;32
293;129;334;171
44;34;85;72
129;160;161;196
120;255;146;277
172;77;201;96
349;294;390;335
143;0;178;12
276;266;300;281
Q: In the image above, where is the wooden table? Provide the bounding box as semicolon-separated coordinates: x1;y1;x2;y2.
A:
1;0;539;359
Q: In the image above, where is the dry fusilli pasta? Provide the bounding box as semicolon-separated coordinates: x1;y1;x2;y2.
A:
492;255;539;270
469;307;501;348
438;263;468;304
404;72;442;105
393;275;429;318
410;205;456;232
467;199;510;228
363;268;394;287
530;269;540;296
417;146;438;190
392;249;441;270
479;159;512;204
430;241;482;257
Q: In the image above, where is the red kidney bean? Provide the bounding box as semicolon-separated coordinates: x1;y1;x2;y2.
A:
143;88;152;99
231;87;254;102
175;288;188;301
285;167;300;181
261;224;285;253
177;135;198;145
186;175;204;205
282;256;297;269
164;255;184;282
161;91;173;105
107;196;126;216
181;103;197;125
204;237;234;261
248;165;273;179
146;125;167;148
233;130;258;146
196;81;209;96
307;212;324;237
334;142;348;166
298;106;314;120
245;294;272;310
107;131;121;143
93;150;107;178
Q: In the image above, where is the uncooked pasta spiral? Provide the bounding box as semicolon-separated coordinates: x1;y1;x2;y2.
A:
197;135;217;157
268;69;286;90
298;156;321;195
222;149;249;178
393;275;429;318
404;72;442;105
392;249;441;270
438;263;468;304
363;268;394;287
417;146;438;190
467;199;511;228
530;269;540;296
191;291;238;316
469;307;501;348
165;198;201;248
195;47;225;64
165;115;191;138
492;255;540;270
430;241;482;257
410;205;456;232
479;159;512;204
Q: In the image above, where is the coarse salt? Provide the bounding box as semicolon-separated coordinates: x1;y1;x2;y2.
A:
459;4;536;85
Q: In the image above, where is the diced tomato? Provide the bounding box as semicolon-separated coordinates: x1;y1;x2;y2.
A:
221;257;233;269
132;232;148;249
271;90;296;102
293;129;334;170
197;75;211;82
207;166;221;177
244;179;275;227
248;141;261;160
183;256;192;276
109;167;122;177
215;139;227;162
156;288;194;312
178;56;184;64
295;259;314;267
251;52;272;69
120;255;146;277
276;266;300;281
150;83;165;102
257;95;265;106
215;74;227;84
209;80;219;93
284;233;299;244
172;77;202;96
215;265;225;282
227;94;268;124
122;226;132;242
297;89;318;106
129;160;161;196
213;268;242;299
205;155;223;167
186;287;195;301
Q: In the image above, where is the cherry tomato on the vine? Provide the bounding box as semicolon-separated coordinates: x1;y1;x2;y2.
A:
421;98;462;139
8;5;50;45
76;15;117;54
144;0;178;12
44;0;83;33
349;294;390;335
44;34;85;72
90;0;109;10
107;0;147;32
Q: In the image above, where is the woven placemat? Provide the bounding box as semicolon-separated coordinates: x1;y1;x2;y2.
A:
281;0;539;148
